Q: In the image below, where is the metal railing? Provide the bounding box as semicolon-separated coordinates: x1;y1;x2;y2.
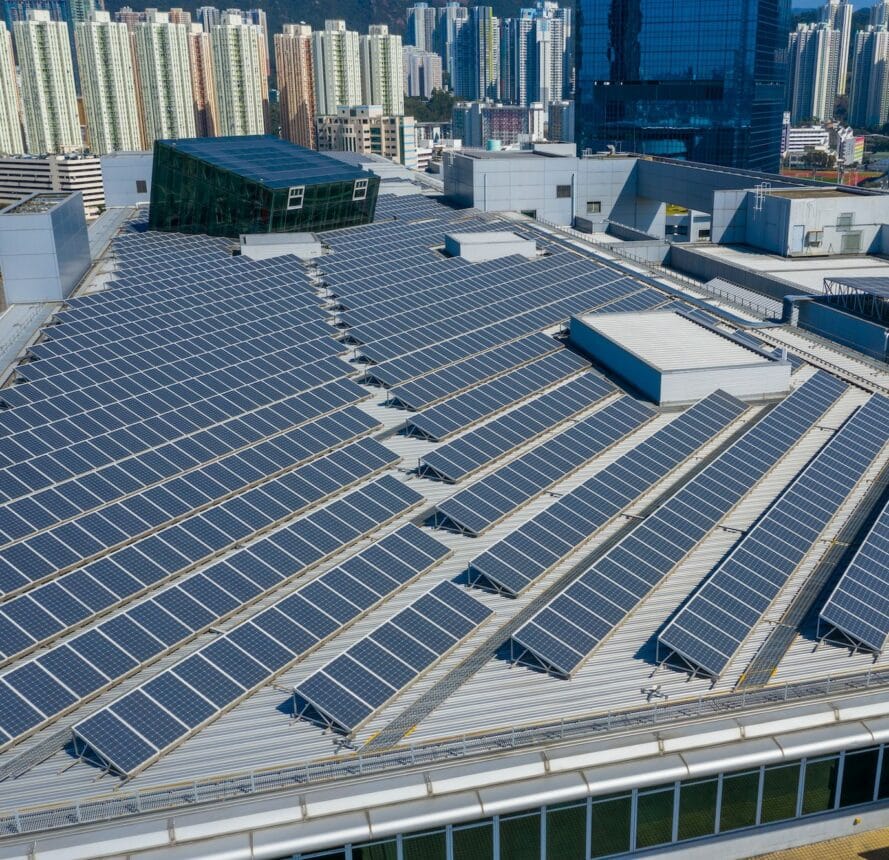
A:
2;667;889;840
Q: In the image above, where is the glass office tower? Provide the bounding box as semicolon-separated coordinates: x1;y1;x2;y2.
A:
576;0;789;172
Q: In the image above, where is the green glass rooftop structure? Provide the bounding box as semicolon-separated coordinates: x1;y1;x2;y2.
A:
148;136;380;237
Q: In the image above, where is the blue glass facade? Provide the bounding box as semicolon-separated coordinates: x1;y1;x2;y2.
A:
576;0;789;172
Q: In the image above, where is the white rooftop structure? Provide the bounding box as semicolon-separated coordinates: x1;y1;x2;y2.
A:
569;310;791;404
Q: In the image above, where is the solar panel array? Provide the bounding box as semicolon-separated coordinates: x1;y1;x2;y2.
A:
72;523;448;776
509;371;848;676
403;349;589;442
0;475;421;750
418;373;614;482
659;394;889;677
386;332;561;412
0;437;397;662
293;580;492;735
468;390;747;596
819;498;889;653
434;396;654;535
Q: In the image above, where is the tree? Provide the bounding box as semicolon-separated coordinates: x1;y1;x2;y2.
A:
404;90;456;123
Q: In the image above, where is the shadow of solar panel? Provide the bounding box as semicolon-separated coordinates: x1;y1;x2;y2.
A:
510;371;849;677
469;390;747;596
660;393;889;677
71;522;448;776
434;395;655;536
293;580;493;734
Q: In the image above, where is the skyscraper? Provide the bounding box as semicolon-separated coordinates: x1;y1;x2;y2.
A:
134;11;196;143
275;22;315;147
360;24;404;116
0;22;22;154
312;19;361;116
188;22;217;137
14;9;80;153
576;0;788;172
787;23;840;123
436;1;467;83
454;6;498;101
75;11;143;154
211;12;267;135
849;24;889;127
822;0;853;95
501;4;565;106
406;2;436;51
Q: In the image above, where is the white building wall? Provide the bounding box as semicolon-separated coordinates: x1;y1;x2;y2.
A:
312;21;362;115
211;15;267;135
14;11;81;155
134;14;196;143
360;27;404;116
0;25;22;155
75;13;144;154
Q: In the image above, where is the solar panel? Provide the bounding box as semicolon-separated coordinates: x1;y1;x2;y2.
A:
418;373;614;483
659;393;889;677
293;580;492;734
403;349;590;441
509;371;849;677
71;523;449;775
819;497;889;653
469;390;747;596
433;395;654;535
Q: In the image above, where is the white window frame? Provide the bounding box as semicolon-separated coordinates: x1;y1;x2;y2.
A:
353;178;369;201
287;185;305;211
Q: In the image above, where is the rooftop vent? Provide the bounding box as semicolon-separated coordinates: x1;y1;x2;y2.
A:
444;231;537;262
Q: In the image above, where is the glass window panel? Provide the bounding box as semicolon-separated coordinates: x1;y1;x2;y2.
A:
719;771;759;832
452;820;493;859
590;794;631;858
840;748;880;808
802;757;839;815
499;811;541;860
761;764;800;824
635;786;675;849
677;779;717;841
402;830;446;860
546;802;586;860
879;750;889;800
352;840;397;860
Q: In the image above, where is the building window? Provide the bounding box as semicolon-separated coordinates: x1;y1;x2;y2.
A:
587;200;602;213
353;178;369;201
556;184;572;198
135;179;147;194
287;185;305;210
836;212;854;231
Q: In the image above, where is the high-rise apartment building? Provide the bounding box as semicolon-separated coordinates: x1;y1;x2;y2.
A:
576;0;787;172
787;23;841;124
436;1;467;82
501;4;565;106
312;19;362;116
168;7;191;25
197;5;220;31
0;23;22;154
211;13;267;136
114;6;144;29
187;22;217;137
275;23;315;148
75;11;143;154
360;24;403;116
822;0;853;95
403;46;442;99
454;6;498;101
406;2;436;52
14;9;81;154
849;24;889;127
134;11;196;143
244;8;268;77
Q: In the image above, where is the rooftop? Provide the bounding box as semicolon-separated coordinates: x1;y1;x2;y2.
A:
576;310;774;371
0;189;888;855
0;192;72;215
154;135;370;189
